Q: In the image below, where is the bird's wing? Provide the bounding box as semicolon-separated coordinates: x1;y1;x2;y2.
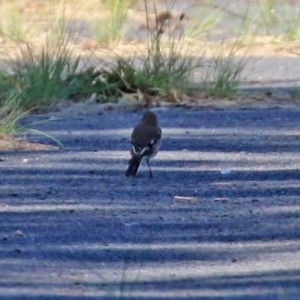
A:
131;125;161;156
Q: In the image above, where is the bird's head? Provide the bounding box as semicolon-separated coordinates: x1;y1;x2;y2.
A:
141;111;158;126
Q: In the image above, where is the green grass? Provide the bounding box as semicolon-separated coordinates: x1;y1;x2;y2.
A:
218;0;300;42
10;42;77;111
200;41;247;99
91;0;134;45
0;1;26;42
184;0;223;40
0;92;64;148
255;0;300;40
0;93;25;136
0;0;213;113
95;0;206;103
3;0;300;137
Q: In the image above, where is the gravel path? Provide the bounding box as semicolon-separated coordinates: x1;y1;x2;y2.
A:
1;108;300;300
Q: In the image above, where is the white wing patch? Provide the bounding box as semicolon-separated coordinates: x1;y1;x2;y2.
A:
132;144;150;157
149;139;155;146
140;146;150;156
131;144;140;155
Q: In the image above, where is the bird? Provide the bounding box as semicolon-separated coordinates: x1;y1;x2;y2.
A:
125;111;162;178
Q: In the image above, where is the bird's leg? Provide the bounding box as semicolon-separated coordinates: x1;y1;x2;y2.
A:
146;160;153;178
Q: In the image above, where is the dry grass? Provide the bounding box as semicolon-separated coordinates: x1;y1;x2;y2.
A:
0;134;57;151
1;0;300;152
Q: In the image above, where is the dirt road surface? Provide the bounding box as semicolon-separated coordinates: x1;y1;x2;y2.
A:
1;108;300;299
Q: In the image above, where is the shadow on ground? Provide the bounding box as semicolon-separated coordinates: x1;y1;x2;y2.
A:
1;109;300;299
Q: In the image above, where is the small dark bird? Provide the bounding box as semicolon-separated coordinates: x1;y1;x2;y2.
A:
125;111;162;178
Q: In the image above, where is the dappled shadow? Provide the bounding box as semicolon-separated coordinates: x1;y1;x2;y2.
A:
0;269;300;299
1;109;300;299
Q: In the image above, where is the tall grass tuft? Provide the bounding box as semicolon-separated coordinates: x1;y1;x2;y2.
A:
185;0;223;40
99;0;204;103
0;1;26;42
91;0;134;45
10;41;80;111
0;93;25;136
201;41;246;98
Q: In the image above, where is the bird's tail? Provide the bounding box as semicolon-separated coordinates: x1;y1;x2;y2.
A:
125;155;142;177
